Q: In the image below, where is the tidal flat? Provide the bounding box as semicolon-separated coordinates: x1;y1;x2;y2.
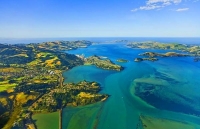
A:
27;39;200;129
140;115;195;129
32;112;59;129
62;41;200;129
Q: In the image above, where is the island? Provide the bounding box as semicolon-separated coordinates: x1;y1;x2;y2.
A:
139;52;188;57
134;57;158;62
116;59;128;63
84;55;123;71
134;52;188;62
127;41;198;62
112;40;129;43
0;40;110;129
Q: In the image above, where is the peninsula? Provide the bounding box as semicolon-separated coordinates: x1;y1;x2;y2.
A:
85;55;123;71
0;40;110;129
29;80;108;112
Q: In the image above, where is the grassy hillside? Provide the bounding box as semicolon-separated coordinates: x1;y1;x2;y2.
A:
85;55;123;71
127;41;200;55
0;41;91;128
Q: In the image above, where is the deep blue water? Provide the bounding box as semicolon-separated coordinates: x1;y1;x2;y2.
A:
61;38;200;129
6;37;200;129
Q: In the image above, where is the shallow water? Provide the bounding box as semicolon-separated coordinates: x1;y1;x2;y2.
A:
62;42;200;129
32;112;59;129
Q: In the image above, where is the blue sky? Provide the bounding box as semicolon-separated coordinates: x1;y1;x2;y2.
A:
0;0;200;38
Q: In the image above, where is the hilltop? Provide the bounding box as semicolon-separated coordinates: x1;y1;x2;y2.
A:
127;41;200;55
85;55;123;71
127;41;200;62
0;40;95;129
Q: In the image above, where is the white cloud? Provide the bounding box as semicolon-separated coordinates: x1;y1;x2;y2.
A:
140;4;163;10
163;2;172;5
146;0;181;4
131;0;182;12
176;8;189;11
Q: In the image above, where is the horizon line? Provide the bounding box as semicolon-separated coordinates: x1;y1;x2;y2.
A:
0;36;200;39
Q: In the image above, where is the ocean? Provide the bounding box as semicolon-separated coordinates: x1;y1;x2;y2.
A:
62;38;200;129
17;37;200;129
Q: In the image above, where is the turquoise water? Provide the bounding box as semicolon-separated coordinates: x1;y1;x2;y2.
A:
62;41;200;129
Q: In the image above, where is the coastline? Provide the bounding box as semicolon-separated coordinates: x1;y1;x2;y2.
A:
1;38;200;129
32;67;109;129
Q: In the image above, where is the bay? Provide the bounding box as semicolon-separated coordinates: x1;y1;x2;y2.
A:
62;39;200;129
